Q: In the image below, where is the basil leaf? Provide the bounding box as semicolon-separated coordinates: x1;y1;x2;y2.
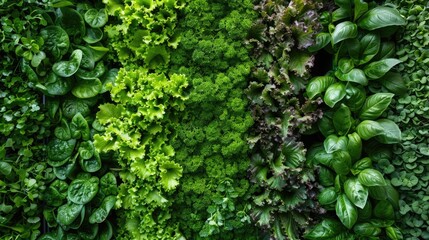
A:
0;161;12;176
52;49;83;77
357;7;406;31
363;58;401;80
336;194;358;229
335;68;368;86
358;33;380;65
308;33;331;52
319;166;336;187
344;178;368;209
359;93;394;120
332;7;352;22
375;119;401;144
57;202;83;226
386;226;403;240
347;133;362;162
351;157;372;175
324;82;346;108
324;135;348;154
344;84;366;112
338;58;354;73
354;0;368;20
67;176;99;204
353;223;381;237
84;8;108;28
380;72;407;96
318;114;336;137
356;120;384;140
318;187;338;205
306;76;336;99
332;21;358;45
358;169;386;187
375;41;395;60
304;219;345;239
333;104;352;135
332;150;352;175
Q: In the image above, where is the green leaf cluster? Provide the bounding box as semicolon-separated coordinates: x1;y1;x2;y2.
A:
94;67;188;239
304;0;405;239
245;0;326;239
383;0;429;238
167;0;260;239
104;0;184;70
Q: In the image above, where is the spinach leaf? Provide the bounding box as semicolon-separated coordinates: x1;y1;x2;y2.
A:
67;175;99;205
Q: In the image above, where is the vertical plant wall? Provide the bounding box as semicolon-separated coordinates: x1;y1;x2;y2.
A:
245;0;325;239
385;0;429;239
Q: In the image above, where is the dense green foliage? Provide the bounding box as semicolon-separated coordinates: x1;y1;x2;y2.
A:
0;1;51;239
385;0;429;238
168;0;259;238
304;1;405;239
245;0;325;239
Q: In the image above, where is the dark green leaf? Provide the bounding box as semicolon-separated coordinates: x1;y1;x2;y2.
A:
54;119;71;140
304;219;345;239
354;0;368;20
358;7;406;31
351;157;372;175
358;33;380;65
58;7;86;37
89;195;116;224
40;26;70;60
386;226;403;240
67;176;99;204
324;135;348;154
353;223;381;237
80;151;101;173
358;169;386;187
324;83;346;108
359;93;394;120
83;27;103;44
332;21;358;45
47;138;76;167
84;9;108;28
70;113;90;140
0;161;12;176
44;72;72;96
332;150;352;175
356;120;384;140
335;68;368;85
344;84;366;112
57;202;83;226
373;200;394;220
380;72;406;96
52;49;83;77
344;178;368;209
308;33;331;52
347;133;362;162
364;58;401;80
338;58;354;73
306;76;336;99
375;119;401;144
333;104;352;135
318;187;338;205
72;78;102;99
336;194;358;229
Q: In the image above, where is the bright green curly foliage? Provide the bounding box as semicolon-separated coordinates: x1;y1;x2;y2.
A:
167;0;260;238
0;1;51;239
103;0;184;70
246;0;325;239
95;67;188;239
384;0;429;239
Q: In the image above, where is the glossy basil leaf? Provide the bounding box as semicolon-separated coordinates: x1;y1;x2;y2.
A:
384;183;399;209
375;119;401;144
54;119;71;140
333;104;352;135
344;178;368;209
358;169;386;187
80;151;101;173
358;33;380;65
324;83;346;108
44;72;72;96
335;175;342;193
57;202;83;226
357;199;372;221
308;33;331;52
43;180;68;207
335;68;368;85
324;135;348;154
357;7;406;31
77;46;95;70
332;21;358;45
332;7;352;22
83;28;103;44
47;138;76;167
338;58;354;73
100;172;118;196
70;113;90;140
319;166;336;187
359;93;393;120
72;78;102;99
356;120;383;140
78;224;99;240
345;84;366;112
306;76;336;99
315;150;334;167
52;49;83;77
78;141;94;160
354;0;368;20
304;218;346;239
100;68;118;94
347;133;362;162
84;8;108;28
369;219;394;228
318;113;336;137
0;161;12;176
353;223;381;237
374;200;394;220
380;72;406;96
336;194;358;229
89;195;116;224
77;61;106;80
386;226;403;240
318;187;338;205
67;176;99;204
58;7;86;37
351;157;372;175
364;58;401;80
332;150;352;175
375;41;395;60
40;26;70;60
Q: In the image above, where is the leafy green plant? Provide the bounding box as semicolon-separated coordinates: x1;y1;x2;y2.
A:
383;0;429;239
167;0;260;238
245;0;325;239
303;0;406;239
